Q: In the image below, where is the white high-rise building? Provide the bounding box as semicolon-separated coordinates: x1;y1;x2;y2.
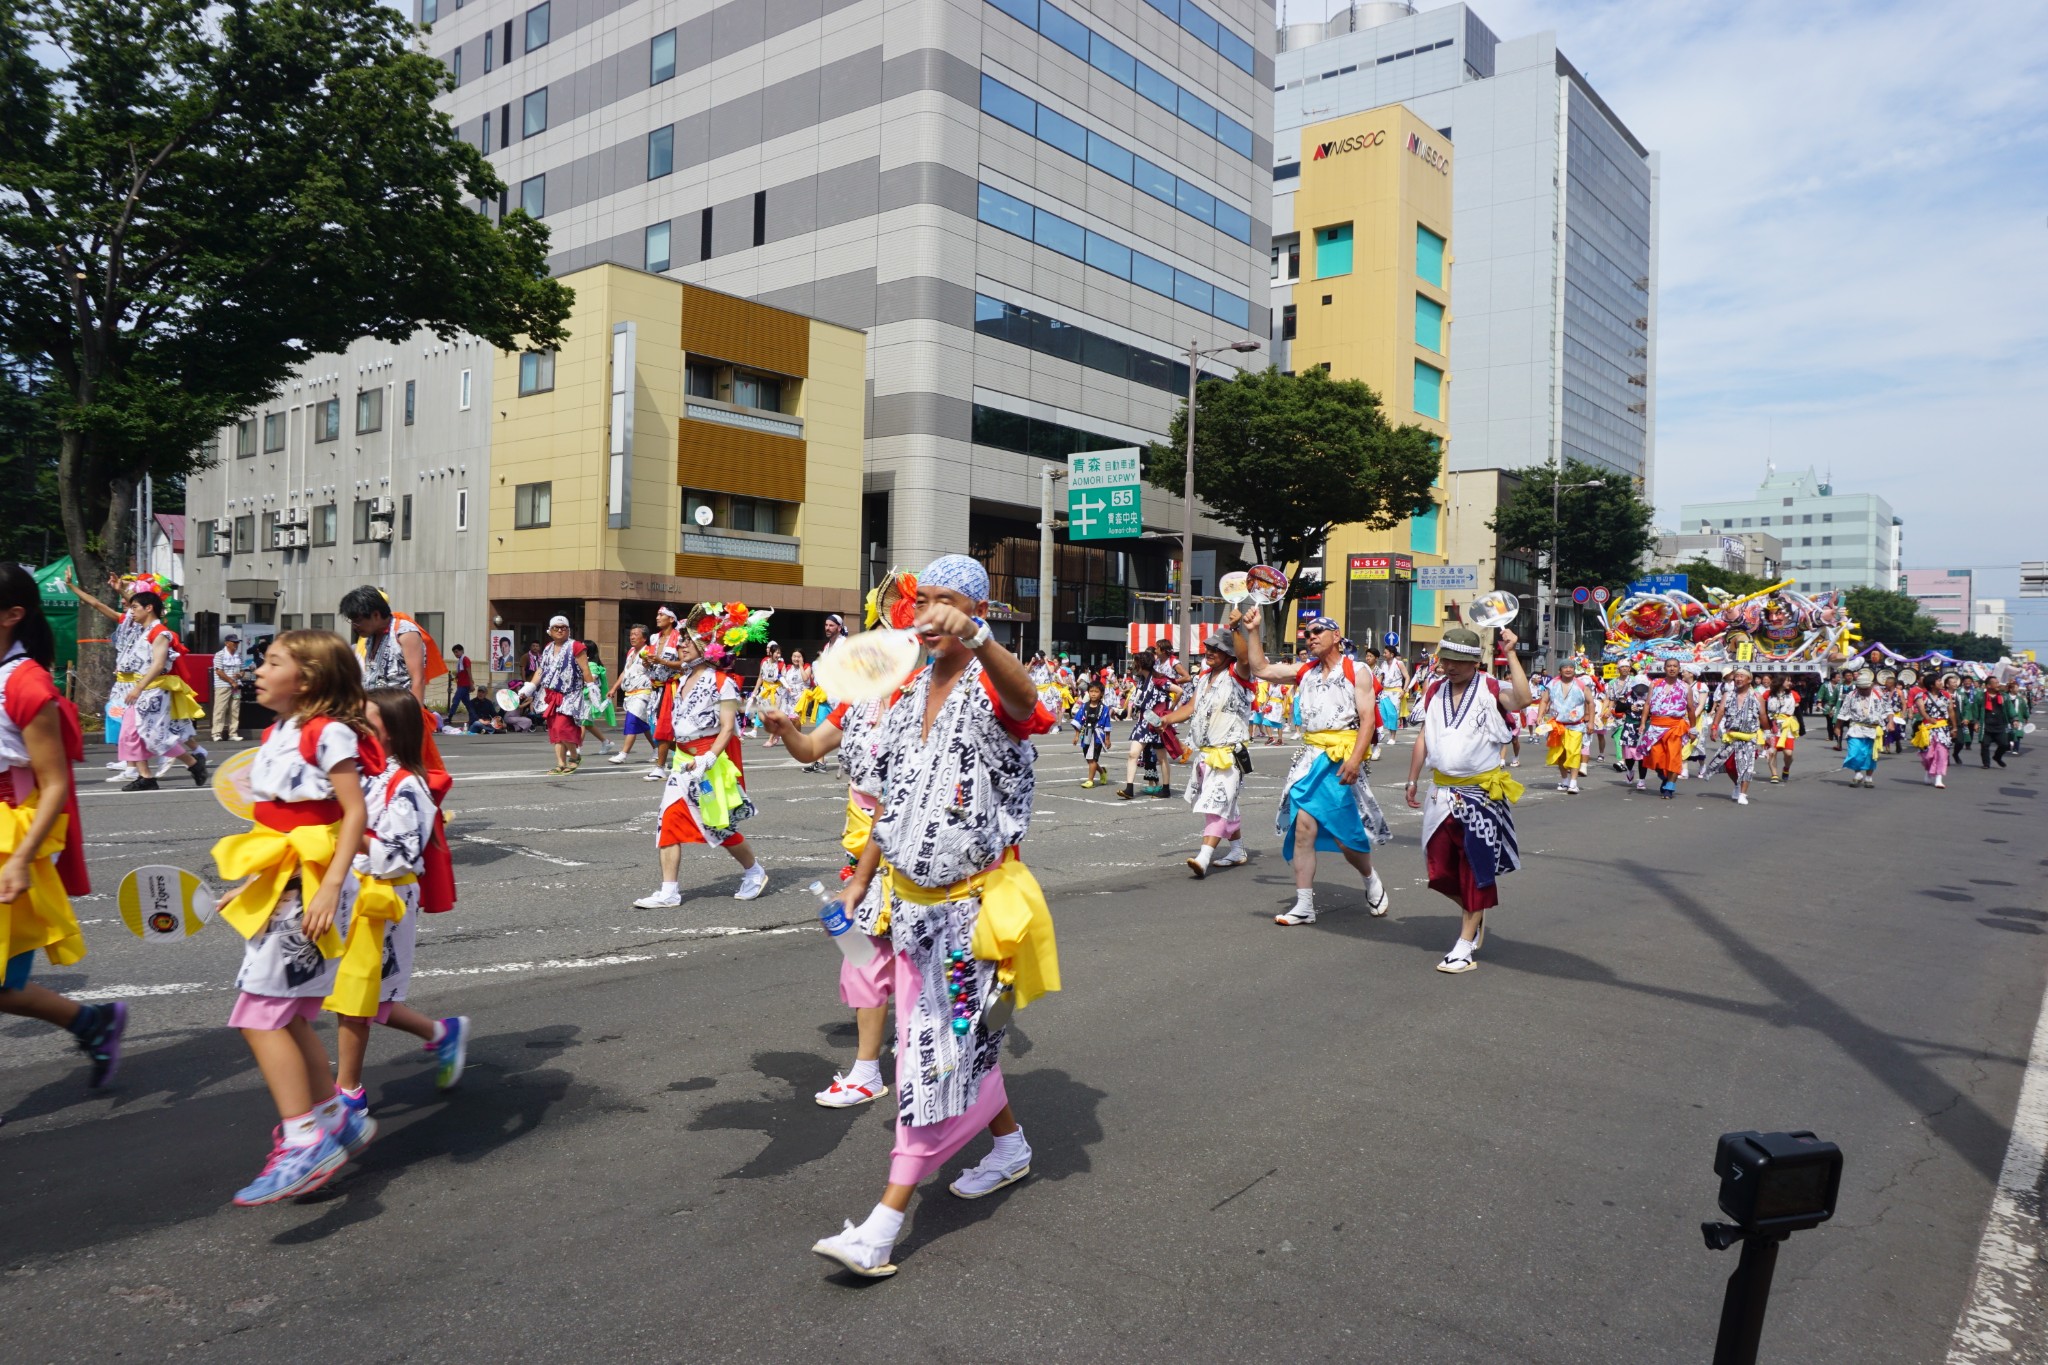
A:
1270;2;1658;492
1680;467;1901;595
1972;599;2014;647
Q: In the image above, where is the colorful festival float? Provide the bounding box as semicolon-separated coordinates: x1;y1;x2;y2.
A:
1598;580;1857;677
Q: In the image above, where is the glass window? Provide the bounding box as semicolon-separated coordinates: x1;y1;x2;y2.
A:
421;0;438;23
312;399;340;443
1821;536;1832;545
645;221;672;272
514;482;551;529
1416;224;1447;286
1176;89;1217;137
455;488;468;530
1131;252;1174;298
647;124;674;178
1142;0;1178;20
1282;304;1297;341
1822;513;1833;522
987;0;1037;25
1032;312;1081;364
519;174;545;217
1316;223;1353;277
976;182;1034;238
402;495;414;540
1179;4;1216;46
1215;114;1253;158
452;46;462;85
685;360;721;399
518;350;555;395
1217;28;1254;73
1759;516;1771;526
1038;4;1088;58
522;87;547;137
1033;208;1085;260
1085;132;1132;183
1172;272;1212;314
404;379;416;426
356;388;383;434
233;514;254;553
1037;106;1087;160
1287;240;1300;278
1213;290;1249;329
1174;180;1215;225
1133;157;1175;205
352;499;375;543
1134;63;1177;113
236;418;257;457
264;411;288;451
1414;294;1444;351
1083;231;1130;279
733;372;782;412
524;1;549;51
1413;361;1443;420
483;31;493;72
459;368;472;410
651;29;676;83
311;504;338;547
1213;202;1251;244
1089;33;1134;86
980;75;1036;134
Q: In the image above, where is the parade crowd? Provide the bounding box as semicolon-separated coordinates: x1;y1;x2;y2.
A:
0;556;2038;1280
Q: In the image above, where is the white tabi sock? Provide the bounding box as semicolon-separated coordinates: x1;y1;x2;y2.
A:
661;881;679;896
1225;840;1245;859
1450;937;1477;960
1292;888;1315;912
990;1127;1029;1162
847;1058;884;1088
1193;845;1214;870
1365;871;1384;900
858;1203;905;1246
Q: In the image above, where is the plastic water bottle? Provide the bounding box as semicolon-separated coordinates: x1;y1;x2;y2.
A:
811;881;876;968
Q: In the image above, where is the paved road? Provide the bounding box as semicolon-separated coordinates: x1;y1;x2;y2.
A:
4;727;2044;1361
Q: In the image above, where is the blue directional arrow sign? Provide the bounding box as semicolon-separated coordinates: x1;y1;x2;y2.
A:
1066;449;1144;540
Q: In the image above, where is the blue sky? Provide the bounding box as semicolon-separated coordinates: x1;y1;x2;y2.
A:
1408;0;2048;645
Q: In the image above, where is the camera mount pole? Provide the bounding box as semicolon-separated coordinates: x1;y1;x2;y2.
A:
1703;1223;1787;1365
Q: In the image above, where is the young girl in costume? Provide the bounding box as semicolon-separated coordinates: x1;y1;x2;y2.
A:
1765;676;1800;783
328;688;470;1115
75;574;207;791
0;565;129;1088
1072;681;1115;786
211;631;376;1205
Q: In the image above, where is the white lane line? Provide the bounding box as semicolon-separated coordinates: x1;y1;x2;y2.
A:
413;953;656;979
73;981;215;1001
454;833;589;867
1947;966;2048;1361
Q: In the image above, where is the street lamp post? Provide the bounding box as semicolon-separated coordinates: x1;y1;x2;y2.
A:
1547;475;1605;670
1180;337;1262;660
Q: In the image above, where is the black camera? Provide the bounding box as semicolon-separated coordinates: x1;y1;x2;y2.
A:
1712;1130;1842;1237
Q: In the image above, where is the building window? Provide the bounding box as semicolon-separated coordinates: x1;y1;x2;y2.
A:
456;488;469;530
1759;516;1770;526
522;87;547;137
647;124;674;179
352;498;377;543
402;494;414;540
1821;536;1832;545
308;399;337;442
459;368;473;410
733;372;782;413
236;418;257;457
1413;361;1443;420
1782;497;1793;507
518;350;555;395
404;380;416;425
685;361;719;399
519;174;544;218
1315;224;1353;278
1414;294;1445;352
524;0;549;51
726;496;782;534
310;613;334;633
1821;512;1833;523
263;411;287;452
1416;224;1447;287
514;481;552;528
753;189;766;247
973;293;1195;396
356;389;383;434
483;30;493;72
310;503;338;547
452;47;461;86
1741;518;1753;527
481;110;493;154
650;28;676;83
1800;537;1811;547
420;0;437;23
233;514;255;553
645;221;671;272
969;403;1138;461
1281;304;1296;341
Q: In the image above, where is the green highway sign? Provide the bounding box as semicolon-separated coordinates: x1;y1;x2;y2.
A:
1066;447;1143;540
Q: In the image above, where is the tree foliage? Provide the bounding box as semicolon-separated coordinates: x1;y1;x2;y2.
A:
0;0;573;691
1488;458;1655;592
1843;588;1937;650
1140;366;1440;608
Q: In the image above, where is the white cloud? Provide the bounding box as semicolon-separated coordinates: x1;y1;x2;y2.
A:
1415;0;2048;641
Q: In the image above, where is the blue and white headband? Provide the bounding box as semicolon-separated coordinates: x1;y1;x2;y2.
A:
921;554;989;602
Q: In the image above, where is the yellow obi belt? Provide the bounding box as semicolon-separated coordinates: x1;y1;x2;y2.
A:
887;849;1059;1010
0;805;84;968
210;800;345;958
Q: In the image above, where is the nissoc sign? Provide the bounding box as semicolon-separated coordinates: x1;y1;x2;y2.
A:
1310;128;1385;160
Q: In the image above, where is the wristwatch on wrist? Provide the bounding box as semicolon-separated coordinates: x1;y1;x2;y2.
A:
962;616;992;650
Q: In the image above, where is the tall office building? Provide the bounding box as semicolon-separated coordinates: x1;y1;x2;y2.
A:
424;0;1274;655
1679;467;1901;594
1899;568;1973;634
1271;2;1658;492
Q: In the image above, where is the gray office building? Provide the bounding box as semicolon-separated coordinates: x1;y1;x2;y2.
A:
422;0;1274;647
1269;2;1658;493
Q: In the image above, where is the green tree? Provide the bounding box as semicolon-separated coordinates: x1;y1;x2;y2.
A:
1928;631;2006;663
1843;587;1939;652
0;0;572;698
1141;366;1440;622
1671;558;1780;600
1488;458;1656;592
0;361;64;566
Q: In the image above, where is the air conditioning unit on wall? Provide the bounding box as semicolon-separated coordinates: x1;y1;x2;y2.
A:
367;522;394;543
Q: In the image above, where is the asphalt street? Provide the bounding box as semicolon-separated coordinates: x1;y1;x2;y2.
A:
3;724;2044;1362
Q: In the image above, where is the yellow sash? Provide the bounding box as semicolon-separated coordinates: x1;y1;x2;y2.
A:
1723;730;1763;743
323;872;414;1017
209;821;345;957
840;793;891;935
1301;729;1358;765
0;806;84;968
142;674;206;721
1199;745;1237;771
1434;768;1525;805
888;855;1059;1010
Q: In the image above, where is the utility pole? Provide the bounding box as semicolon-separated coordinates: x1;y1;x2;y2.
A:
1180;337;1263;660
1548;473;1605;669
1039;464;1065;658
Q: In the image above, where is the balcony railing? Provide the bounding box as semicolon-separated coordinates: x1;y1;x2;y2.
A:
684;401;802;440
680;527;801;564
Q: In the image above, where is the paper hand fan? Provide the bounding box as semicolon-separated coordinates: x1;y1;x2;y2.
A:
811;629;921;703
212;747;257;821
1245;565;1290;606
495;687;523;713
1218;571;1251;605
118;865;214;942
1468;591;1520;630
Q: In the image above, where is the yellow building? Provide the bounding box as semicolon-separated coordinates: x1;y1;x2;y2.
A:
487;266;865;660
1278;105;1453;655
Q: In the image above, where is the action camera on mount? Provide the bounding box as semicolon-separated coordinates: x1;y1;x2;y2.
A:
1710;1129;1842;1239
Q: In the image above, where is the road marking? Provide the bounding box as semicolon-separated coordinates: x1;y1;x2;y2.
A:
1947;966;2048;1361
454;833;589;867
